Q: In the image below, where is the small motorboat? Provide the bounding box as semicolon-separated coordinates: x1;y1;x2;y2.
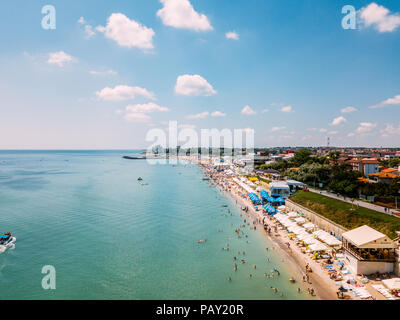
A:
289;277;296;283
137;177;143;181
0;233;16;253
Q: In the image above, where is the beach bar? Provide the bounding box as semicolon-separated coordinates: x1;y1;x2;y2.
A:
342;225;397;275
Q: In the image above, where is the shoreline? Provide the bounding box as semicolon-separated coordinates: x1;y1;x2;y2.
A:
199;164;338;300
221;183;337;300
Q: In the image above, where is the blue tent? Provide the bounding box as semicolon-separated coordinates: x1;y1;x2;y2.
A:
263;204;277;215
248;192;261;205
275;197;285;204
260;190;269;202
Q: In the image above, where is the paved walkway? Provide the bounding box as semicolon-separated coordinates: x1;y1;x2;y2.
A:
308;188;399;217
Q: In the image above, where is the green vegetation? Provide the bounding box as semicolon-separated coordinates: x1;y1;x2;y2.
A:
258;177;271;184
290;191;400;239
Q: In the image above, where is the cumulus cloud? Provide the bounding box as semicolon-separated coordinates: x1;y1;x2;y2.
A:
120;103;169;123
270;126;286;132
356;122;377;133
96;85;155;101
97;13;155;50
174;74;216;96
84;25;96;38
281;105;293;113
341;106;358;113
78;17;86;25
225;31;239;40
359;2;400;33
369;94;400;109
381;123;400;137
125;102;169;113
157;0;212;31
47;51;75;67
241;105;256;115
211;111;226;117
186;111;209;119
331;116;347;126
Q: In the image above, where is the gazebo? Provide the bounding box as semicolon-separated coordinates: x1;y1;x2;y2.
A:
342;225;397;275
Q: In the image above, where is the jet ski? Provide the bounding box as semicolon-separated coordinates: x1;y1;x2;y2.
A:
0;233;16;253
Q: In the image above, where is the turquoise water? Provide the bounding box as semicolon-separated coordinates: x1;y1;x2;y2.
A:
0;151;309;299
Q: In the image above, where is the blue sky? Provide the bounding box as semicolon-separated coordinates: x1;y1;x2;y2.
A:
0;0;400;149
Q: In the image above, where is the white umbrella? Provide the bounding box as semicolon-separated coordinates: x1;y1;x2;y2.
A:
309;241;329;251
294;217;306;224
288;212;298;218
278;205;286;211
382;278;400;290
303;236;319;245
303;222;315;230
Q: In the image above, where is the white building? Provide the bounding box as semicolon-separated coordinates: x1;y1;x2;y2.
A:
269;182;290;198
342;225;397;275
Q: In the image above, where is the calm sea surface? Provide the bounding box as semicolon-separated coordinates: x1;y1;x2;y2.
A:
0;151;310;299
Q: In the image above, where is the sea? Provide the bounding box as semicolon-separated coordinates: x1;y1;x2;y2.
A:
0;150;311;299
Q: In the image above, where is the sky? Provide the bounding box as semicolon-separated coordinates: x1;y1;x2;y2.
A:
0;0;400;149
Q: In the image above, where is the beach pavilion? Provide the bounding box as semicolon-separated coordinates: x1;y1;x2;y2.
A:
342;225;397;275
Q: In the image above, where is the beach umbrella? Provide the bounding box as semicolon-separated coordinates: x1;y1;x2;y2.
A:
303;222;315;230
294;217;306;224
288;212;298;218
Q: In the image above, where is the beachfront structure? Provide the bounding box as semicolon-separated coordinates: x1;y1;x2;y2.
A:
285;180;306;194
269;181;290;199
342;225;397;275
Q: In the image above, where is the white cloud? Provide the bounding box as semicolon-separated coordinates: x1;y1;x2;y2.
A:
47;51;74;67
356;122;377;133
125;102;169;113
84;25;96;38
78;17;86;25
381;123;400;137
270;126;286;132
97;13;155;50
225;31;239;40
174;74;216;96
359;3;400;33
241;105;256;115
96;85;155;101
186;111;209;119
89;69;118;76
261;109;269;113
331;116;347;126
211;111;226;117
348;132;355;137
307;128;317;131
370;94;400;109
281;105;293;113
178;124;197;129
157;0;212;31
124;113;151;122
328;130;339;135
341;106;358;113
319;128;328;133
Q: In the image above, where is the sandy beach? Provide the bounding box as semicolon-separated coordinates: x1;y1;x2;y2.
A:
225;183;338;300
196;162;339;300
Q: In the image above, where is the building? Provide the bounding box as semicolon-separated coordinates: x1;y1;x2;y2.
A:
269;181;290;198
362;158;379;177
369;168;400;183
342;225;397;275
